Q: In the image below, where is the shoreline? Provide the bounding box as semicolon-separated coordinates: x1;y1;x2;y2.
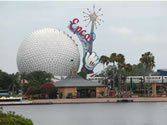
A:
1;97;167;106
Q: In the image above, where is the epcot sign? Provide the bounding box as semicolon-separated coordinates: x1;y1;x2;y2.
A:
69;18;96;44
68;5;103;74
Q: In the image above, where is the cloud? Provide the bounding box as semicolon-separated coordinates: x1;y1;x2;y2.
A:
109;25;133;35
132;35;157;43
109;25;167;45
132;34;167;44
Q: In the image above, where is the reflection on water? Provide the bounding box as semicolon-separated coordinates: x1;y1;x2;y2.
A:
3;103;167;125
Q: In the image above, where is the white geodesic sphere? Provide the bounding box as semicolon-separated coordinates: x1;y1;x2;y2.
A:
17;28;80;76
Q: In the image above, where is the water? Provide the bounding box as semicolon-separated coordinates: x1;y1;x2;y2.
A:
3;102;167;125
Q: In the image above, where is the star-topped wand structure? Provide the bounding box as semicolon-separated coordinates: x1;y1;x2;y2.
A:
83;4;104;29
82;4;104;53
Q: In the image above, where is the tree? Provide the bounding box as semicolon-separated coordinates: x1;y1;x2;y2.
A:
25;85;40;99
0;70;12;90
116;54;125;69
99;55;110;69
140;52;155;95
121;63;133;91
22;71;54;94
99;53;126;91
40;82;57;99
0;70;22;94
140;51;155;75
109;53;118;89
20;72;27;84
99;55;111;93
9;72;20;95
99;52;156;95
115;54;125;91
26;71;54;85
105;65;119;88
124;63;133;73
110;53;117;66
124;63;146;76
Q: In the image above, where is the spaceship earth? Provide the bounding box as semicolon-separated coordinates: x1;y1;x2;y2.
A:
17;28;80;76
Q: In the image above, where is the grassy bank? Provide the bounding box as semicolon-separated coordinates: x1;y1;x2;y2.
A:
0;108;33;125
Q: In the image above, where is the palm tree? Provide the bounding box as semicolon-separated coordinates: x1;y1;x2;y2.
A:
116;54;125;68
110;53;117;66
140;51;155;96
109;53;118;90
140;52;155;76
124;63;132;72
99;55;110;95
123;63;133;91
116;54;125;91
99;55;110;69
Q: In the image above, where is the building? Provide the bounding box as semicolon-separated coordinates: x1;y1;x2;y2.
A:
0;90;9;97
157;69;167;76
53;72;107;98
17;28;80;76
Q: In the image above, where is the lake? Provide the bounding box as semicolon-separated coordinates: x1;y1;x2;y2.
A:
3;102;167;125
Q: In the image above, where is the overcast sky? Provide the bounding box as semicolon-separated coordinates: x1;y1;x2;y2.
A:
0;1;167;74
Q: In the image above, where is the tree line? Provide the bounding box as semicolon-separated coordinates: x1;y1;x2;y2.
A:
99;51;155;91
0;70;57;98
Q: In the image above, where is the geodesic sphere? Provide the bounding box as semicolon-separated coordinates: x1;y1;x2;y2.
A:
17;28;80;76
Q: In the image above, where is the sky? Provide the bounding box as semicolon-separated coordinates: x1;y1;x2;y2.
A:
0;1;167;74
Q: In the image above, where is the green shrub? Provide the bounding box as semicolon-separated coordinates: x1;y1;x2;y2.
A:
66;93;73;99
99;91;104;96
0;111;33;125
59;93;63;98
